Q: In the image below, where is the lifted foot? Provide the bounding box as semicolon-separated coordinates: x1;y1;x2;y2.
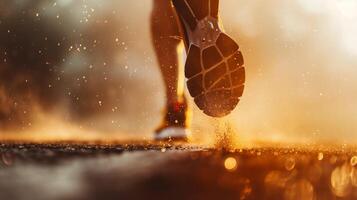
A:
173;0;245;117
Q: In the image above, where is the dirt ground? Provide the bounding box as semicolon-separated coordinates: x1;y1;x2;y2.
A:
0;141;357;200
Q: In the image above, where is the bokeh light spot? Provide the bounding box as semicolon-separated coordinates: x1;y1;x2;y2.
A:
224;157;237;171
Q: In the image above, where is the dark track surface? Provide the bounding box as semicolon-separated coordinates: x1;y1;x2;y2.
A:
1;142;357;200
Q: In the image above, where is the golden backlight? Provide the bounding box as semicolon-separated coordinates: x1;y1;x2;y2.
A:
1;1;357;146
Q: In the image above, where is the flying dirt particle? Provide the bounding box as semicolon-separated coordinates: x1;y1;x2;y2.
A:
213;119;238;151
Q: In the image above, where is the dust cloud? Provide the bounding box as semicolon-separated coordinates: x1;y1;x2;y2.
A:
1;0;357;145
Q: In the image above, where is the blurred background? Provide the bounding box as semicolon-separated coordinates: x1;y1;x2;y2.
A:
1;0;357;145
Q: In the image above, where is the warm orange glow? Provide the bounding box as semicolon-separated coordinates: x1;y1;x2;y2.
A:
3;1;357;147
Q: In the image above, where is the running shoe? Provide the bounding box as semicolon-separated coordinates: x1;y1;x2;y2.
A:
172;0;245;117
155;99;191;141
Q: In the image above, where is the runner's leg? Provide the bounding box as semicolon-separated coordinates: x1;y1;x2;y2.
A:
151;0;190;140
151;0;183;104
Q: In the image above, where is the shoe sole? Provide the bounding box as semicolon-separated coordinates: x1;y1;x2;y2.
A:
173;0;245;117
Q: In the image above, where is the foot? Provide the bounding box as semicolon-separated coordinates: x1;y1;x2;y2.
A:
155;99;191;141
172;0;245;117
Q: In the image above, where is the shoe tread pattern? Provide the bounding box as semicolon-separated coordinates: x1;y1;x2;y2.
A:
185;33;245;117
173;0;245;117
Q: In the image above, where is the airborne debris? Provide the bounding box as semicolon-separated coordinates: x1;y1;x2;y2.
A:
214;120;238;152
